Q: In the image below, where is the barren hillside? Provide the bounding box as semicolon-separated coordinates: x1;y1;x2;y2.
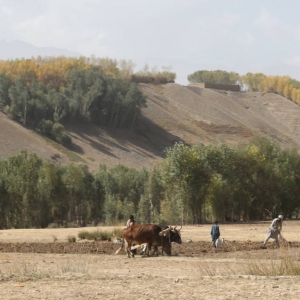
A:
1;83;300;172
139;83;300;149
0;113;70;164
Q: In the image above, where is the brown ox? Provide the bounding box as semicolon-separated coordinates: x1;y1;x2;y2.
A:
116;224;182;258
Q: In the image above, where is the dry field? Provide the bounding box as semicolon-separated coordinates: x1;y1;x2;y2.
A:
1;221;300;299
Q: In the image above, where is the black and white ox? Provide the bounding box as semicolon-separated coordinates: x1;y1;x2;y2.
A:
116;224;182;258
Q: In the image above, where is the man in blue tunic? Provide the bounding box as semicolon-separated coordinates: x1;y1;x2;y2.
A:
211;220;220;248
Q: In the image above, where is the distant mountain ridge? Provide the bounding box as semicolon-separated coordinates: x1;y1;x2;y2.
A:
0;40;81;59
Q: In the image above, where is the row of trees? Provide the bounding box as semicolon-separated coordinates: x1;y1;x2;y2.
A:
0;57;176;146
187;70;300;108
0;57;148;147
187;70;240;85
242;73;300;105
133;65;176;83
162;139;300;223
1;138;300;229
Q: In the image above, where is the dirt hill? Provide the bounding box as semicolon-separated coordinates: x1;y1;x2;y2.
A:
1;83;300;172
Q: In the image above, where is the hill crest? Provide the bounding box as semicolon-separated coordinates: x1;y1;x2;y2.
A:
1;83;300;171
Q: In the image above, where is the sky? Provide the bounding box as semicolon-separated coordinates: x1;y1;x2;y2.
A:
1;0;300;85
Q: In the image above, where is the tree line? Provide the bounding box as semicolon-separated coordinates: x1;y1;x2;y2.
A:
187;70;240;85
0;57;149;146
242;73;300;105
1;137;300;229
0;57;176;147
187;70;300;108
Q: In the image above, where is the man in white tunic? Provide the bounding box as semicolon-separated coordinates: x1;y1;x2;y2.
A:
263;215;283;247
126;215;137;228
126;215;138;254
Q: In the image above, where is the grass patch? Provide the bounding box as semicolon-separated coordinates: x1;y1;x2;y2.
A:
0;257;92;281
112;228;123;239
0;261;52;281
246;244;300;276
60;259;90;274
67;235;76;243
78;230;90;240
78;229;113;241
43;136;86;163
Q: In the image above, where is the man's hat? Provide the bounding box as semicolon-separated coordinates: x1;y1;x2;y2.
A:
278;215;283;219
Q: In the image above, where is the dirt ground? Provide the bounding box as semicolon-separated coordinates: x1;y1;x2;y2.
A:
0;221;300;299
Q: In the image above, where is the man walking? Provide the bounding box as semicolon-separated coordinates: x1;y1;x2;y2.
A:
211;220;220;248
263;215;283;247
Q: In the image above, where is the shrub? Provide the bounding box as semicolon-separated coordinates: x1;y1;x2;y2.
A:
67;235;76;243
37;119;53;136
4;105;11;115
52;122;65;137
78;230;90;240
89;230;111;241
50;122;72;147
56;133;72;147
112;228;123;239
77;229;113;241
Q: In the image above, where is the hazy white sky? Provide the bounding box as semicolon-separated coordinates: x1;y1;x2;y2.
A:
1;0;300;84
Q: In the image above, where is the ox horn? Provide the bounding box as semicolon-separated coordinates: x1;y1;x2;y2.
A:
174;224;182;230
159;227;172;237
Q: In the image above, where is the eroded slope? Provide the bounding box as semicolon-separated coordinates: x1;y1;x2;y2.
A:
1;83;300;171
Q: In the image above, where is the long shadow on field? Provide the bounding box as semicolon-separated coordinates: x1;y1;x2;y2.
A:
65;116;184;159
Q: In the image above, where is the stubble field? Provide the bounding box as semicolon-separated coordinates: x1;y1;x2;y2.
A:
0;221;300;299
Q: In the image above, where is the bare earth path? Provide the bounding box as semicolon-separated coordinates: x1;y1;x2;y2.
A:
0;222;300;299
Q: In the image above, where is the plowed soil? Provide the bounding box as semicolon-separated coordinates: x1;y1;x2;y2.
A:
0;240;299;256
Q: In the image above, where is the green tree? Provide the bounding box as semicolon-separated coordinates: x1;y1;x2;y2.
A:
0;161;10;229
187;70;240;85
144;167;163;223
62;163;86;225
4;150;43;227
8;80;29;125
162;142;211;224
137;194;152;223
103;194;119;225
37;160;67;227
0;73;11;110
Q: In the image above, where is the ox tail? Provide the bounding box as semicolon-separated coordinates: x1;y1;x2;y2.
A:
115;239;124;255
